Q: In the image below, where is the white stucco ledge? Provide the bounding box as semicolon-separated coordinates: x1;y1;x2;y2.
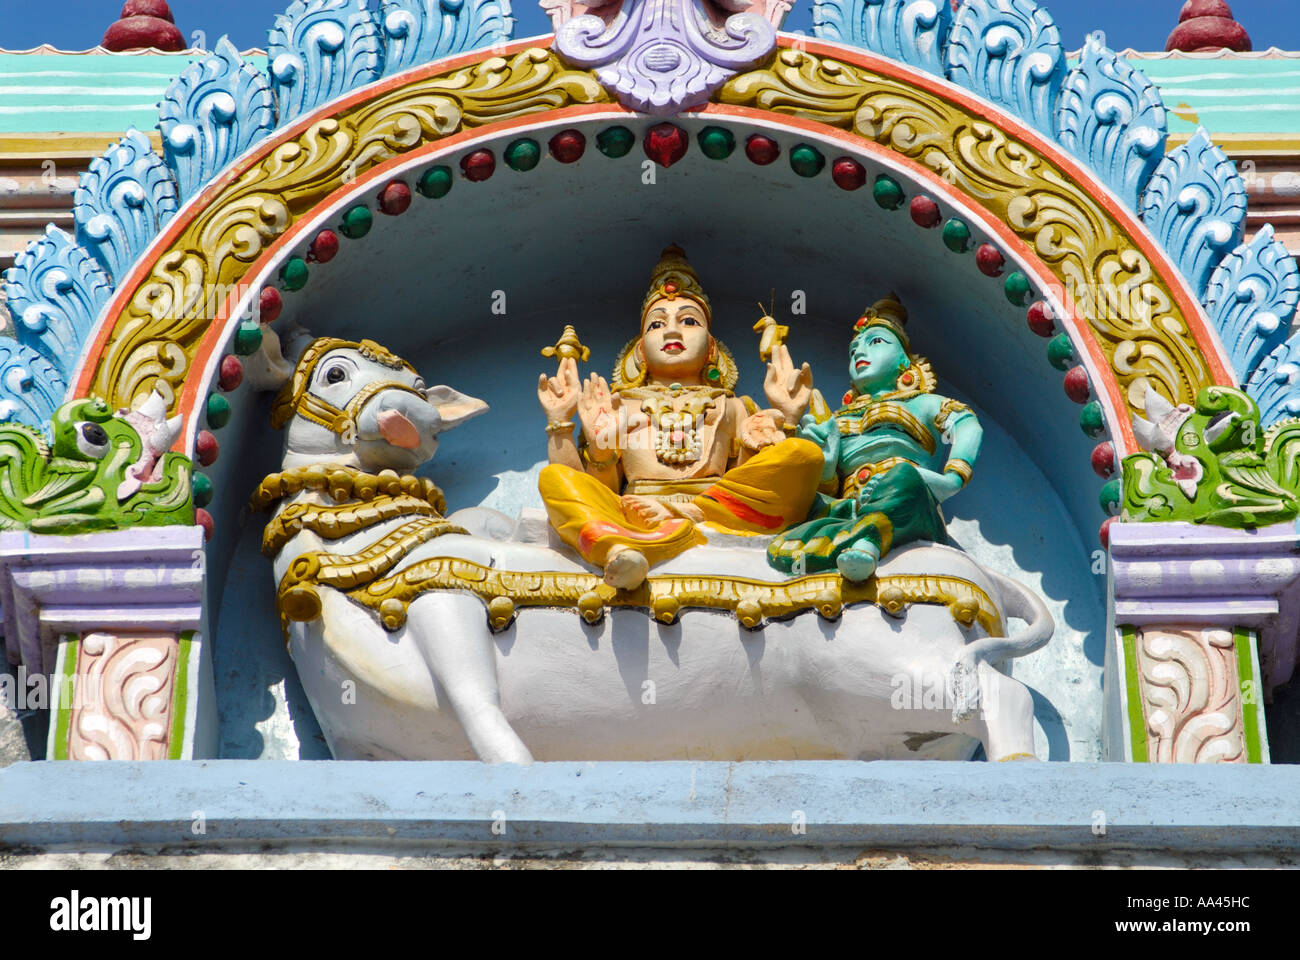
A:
1;761;1297;855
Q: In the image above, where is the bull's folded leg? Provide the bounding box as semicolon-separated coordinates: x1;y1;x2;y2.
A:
976;664;1038;762
406;593;534;764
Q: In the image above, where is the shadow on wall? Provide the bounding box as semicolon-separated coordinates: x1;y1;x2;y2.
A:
1268;681;1300;763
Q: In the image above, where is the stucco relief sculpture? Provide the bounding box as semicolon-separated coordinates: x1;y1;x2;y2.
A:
536;245;822;590
253;247;1054;764
769;293;982;583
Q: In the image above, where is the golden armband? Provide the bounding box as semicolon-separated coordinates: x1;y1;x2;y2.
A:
944;459;973;486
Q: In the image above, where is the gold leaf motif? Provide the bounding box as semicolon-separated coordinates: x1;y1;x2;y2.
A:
717;49;1215;413
91;49;611;412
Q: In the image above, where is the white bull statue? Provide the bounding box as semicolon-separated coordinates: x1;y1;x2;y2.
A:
250;334;1053;763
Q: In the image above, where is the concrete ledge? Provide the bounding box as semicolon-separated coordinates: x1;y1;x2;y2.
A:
2;760;1298;854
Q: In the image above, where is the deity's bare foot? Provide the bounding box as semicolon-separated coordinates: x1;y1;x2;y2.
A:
621;495;674;526
837;546;880;583
604;546;650;590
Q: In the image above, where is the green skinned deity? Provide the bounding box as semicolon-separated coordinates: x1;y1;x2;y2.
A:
768;294;983;582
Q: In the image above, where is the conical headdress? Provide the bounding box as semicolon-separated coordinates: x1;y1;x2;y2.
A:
641;244;711;326
852;292;910;351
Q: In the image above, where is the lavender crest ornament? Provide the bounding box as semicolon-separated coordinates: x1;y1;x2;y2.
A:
554;0;777;115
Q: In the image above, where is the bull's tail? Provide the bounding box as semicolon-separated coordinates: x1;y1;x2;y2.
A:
949;571;1054;723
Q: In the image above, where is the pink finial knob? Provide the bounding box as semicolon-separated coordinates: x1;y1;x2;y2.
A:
1166;0;1252;53
102;0;186;52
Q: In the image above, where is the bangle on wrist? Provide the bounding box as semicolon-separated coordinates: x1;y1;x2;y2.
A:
944;459;973;486
580;441;620;469
545;419;575;435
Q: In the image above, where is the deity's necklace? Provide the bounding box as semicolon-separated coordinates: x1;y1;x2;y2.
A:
619;382;730;467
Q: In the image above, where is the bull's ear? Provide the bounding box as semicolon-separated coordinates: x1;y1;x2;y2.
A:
427;385;488;429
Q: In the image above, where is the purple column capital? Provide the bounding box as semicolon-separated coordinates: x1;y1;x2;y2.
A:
1109;521;1300;693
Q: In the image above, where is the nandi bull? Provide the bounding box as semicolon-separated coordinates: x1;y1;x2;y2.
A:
250;318;1052;764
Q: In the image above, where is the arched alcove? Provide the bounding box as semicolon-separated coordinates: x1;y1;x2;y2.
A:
190;109;1109;759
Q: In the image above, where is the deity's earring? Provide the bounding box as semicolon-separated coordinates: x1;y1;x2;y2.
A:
842;386;859;406
704;337;722;387
896;362;916;390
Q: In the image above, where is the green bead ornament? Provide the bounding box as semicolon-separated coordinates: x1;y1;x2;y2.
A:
339;205;373;239
596;126;635;158
789;143;825;178
941;218;972;253
1099;478;1121;516
1080;402;1105;438
233;321;263;357
1047;333;1075;371
504;138;541;171
192;472;213;508
1004;271;1032;307
697;126;736;160
280;257;308;292
207;393;232;430
417;166;453;198
872;175;905;210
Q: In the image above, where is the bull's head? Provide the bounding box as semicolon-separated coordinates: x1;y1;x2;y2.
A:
264;334;487;472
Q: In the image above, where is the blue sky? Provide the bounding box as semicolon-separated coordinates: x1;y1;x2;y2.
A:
0;0;1295;53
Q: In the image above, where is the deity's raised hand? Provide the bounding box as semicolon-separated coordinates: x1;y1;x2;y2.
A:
763;344;813;425
578;373;620;451
538;356;581;423
740;410;786;452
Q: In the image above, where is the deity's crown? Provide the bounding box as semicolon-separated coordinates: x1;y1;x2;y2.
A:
641;244;711;326
852;292;910;351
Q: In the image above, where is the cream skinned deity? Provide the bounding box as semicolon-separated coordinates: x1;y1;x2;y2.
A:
537;245;823;589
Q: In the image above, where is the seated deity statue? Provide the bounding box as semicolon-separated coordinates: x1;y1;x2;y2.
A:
536;245;824;589
768;293;983;583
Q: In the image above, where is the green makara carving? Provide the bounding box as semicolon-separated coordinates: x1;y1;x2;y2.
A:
1122;385;1300;527
0;395;193;533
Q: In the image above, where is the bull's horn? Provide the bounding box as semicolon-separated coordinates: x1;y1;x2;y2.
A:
243;321;306;392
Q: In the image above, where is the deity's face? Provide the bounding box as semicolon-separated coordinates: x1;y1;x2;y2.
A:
641;297;711;381
849;326;910;395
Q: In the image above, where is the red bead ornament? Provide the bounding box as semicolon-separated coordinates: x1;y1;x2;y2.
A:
219;355;244;392
549;129;586;163
1027;301;1055;338
643;123;689;168
379;180;412;215
460;149;496;181
196;508;215;541
196;430;219;467
744;134;780;165
258;287;282;325
909;195;941;228
831;157;866;190
857;468;870;482
664;281;678;294
854;317;868;330
975;243;1005;277
1064;366;1090;404
843;391;855;405
899;371;915;386
309;229;339;263
1099;516;1116;551
1091;441;1115;478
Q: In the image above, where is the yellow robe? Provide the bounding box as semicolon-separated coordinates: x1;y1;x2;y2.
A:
539;438;823;568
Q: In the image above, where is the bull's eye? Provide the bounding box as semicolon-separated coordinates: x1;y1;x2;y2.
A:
75;421;111;459
325;365;347;385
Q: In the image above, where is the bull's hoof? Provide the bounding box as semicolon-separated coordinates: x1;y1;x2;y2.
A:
837;547;879;583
